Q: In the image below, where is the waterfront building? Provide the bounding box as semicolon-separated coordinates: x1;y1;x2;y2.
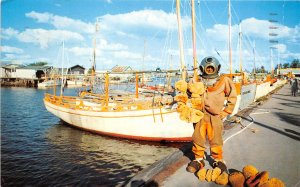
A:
67;65;85;75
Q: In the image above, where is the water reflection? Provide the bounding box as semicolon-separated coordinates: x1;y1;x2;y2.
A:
46;121;183;185
1;86;185;186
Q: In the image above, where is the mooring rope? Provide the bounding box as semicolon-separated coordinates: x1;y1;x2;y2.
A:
224;109;270;144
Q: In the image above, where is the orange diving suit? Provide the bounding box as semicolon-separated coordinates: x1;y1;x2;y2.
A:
192;75;237;162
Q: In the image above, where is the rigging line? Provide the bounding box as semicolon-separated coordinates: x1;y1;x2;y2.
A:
177;0;191;69
158;0;176;71
231;7;260;70
161;21;174;71
224;109;270;144
195;0;216;58
231;4;265;71
238;27;261;70
159;21;170;70
202;0;233;71
179;2;189;71
234;32;240;71
214;48;230;69
202;0;219;26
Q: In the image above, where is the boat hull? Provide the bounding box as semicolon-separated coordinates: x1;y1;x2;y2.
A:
44;100;194;142
239;83;257;110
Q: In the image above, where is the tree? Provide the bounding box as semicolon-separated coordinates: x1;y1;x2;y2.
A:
28;61;48;66
290;59;300;68
261;66;265;73
283;63;289;68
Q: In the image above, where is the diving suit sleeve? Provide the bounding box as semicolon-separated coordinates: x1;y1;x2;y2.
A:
223;77;237;115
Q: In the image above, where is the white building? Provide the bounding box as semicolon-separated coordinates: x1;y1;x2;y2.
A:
15;66;52;79
0;64;23;78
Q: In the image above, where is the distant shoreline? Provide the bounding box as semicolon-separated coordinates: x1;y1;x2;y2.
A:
1;79;38;88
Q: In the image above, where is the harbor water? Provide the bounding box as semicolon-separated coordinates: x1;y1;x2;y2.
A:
1;87;184;186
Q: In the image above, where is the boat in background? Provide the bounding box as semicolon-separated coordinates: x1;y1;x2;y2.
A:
38;79;61;88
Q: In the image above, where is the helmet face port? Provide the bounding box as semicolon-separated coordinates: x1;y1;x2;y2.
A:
205;65;216;75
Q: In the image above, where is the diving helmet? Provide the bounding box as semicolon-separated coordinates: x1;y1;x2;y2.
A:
199;56;221;79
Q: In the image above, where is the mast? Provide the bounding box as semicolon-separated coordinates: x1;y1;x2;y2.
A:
228;0;232;77
176;0;186;80
91;19;99;93
60;40;65;96
270;48;274;75
238;21;243;73
191;0;198;81
253;41;256;81
142;40;146;84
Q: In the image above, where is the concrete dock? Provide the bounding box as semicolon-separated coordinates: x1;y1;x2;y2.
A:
124;84;300;187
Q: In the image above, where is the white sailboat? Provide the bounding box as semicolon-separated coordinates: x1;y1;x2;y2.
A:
44;11;195;142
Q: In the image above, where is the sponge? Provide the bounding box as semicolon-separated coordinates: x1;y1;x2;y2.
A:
197;168;207;181
190;108;204;123
243;165;259;179
188;82;205;95
258;171;269;186
190;97;202;110
174;93;188;103
206;169;213;182
175;80;188;93
179;105;190;122
215;172;229;185
259;178;285;187
211;167;222;182
228;171;245;187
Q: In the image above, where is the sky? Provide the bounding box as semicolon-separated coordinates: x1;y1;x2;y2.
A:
1;0;300;73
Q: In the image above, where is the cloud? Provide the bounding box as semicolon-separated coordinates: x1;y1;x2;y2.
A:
288;24;300;43
68;39;128;57
4;54;31;60
68;47;93;56
17;29;84;49
101;9;190;31
272;44;287;53
26;11;94;33
206;17;295;42
98;39;128;50
115;31;138;39
241;18;271;39
280;51;300;60
206;24;238;41
1;46;24;54
1;27;19;39
111;51;143;61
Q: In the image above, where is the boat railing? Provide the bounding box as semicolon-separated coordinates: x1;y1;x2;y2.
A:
44;93;174;112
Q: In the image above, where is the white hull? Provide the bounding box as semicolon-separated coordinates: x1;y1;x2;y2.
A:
255;80;286;101
38;80;61;88
44;100;194;142
67;80;84;87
